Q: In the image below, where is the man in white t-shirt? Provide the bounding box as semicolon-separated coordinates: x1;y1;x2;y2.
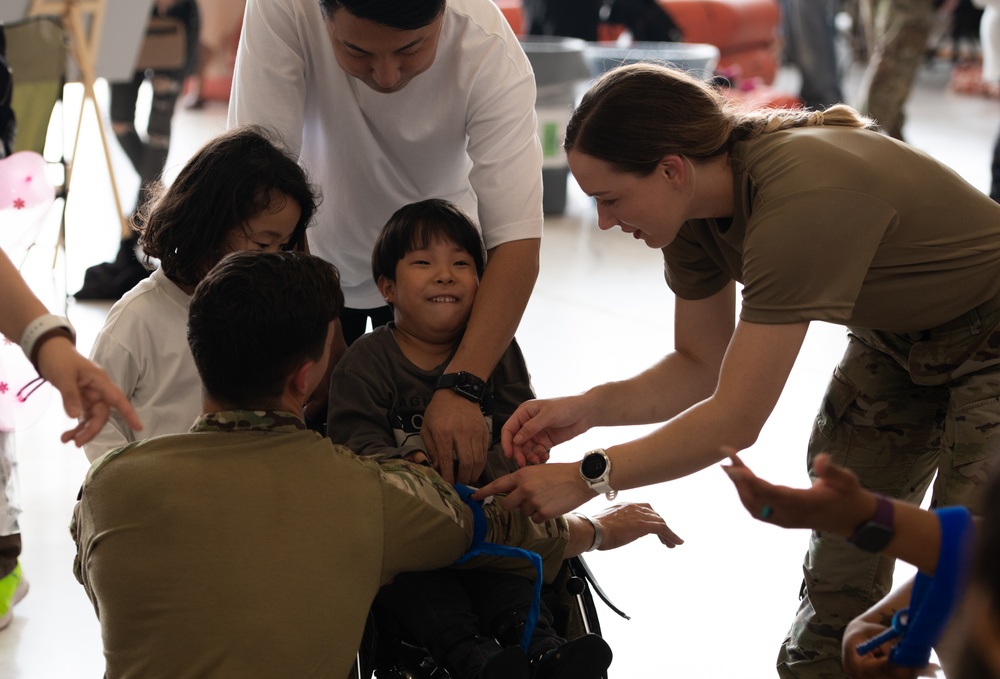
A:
229;0;543;486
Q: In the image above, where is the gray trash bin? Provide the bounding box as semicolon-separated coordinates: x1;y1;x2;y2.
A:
519;36;592;215
585;41;720;77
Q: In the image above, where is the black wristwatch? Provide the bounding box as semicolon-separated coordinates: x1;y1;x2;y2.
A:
580;449;617;500
848;494;895;553
434;371;486;403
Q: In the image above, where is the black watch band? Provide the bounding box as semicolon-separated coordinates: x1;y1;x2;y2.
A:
435;371;486;403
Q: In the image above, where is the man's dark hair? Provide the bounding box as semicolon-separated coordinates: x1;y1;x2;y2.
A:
371;199;486;284
188;251;344;408
318;0;445;30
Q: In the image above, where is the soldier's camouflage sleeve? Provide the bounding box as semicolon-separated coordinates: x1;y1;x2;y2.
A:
371;455;569;584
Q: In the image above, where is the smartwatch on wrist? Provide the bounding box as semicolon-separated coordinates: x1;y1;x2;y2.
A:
580;448;617;500
434;371;486;403
848;494;895;553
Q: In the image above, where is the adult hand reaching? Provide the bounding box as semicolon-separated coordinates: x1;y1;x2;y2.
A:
721;449;876;537
501;395;594;468
36;337;143;447
421;389;489;485
0;246;142;447
589;502;684;551
474;461;594;522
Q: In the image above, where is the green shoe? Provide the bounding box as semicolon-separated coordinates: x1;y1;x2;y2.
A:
0;563;29;630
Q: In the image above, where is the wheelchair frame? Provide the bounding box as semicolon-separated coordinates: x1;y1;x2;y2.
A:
353;555;627;679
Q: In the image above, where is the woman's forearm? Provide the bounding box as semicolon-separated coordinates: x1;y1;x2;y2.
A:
581;350;722;428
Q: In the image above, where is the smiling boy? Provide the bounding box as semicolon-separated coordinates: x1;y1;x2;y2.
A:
327;200;615;679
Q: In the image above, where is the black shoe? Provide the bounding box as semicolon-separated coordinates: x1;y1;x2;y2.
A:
480;646;530;679
530;634;612;679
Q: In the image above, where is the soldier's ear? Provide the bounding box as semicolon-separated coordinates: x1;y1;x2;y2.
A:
288;359;314;400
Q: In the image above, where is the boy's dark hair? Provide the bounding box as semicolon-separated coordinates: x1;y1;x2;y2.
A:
138;124;318;288
371;199;487;284
318;0;445;30
188;251;344;408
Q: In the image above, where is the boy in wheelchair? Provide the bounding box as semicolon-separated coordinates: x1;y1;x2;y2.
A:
328;200;683;678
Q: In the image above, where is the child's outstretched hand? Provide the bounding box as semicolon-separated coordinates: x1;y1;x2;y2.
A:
721;447;876;537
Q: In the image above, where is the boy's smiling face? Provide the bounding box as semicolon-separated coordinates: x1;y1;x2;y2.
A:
378;237;480;344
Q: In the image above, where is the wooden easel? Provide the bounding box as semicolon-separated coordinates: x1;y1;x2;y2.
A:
28;0;129;240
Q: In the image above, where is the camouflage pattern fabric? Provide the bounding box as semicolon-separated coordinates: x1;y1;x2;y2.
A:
858;0;936;139
73;410;569;587
778;307;1000;677
373;459;569;583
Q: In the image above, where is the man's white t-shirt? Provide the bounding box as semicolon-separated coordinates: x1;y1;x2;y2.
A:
229;0;544;307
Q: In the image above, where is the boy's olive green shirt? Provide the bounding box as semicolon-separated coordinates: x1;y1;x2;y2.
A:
72;410;568;679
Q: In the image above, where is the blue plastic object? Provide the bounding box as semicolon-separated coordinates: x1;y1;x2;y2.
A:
452;484;544;654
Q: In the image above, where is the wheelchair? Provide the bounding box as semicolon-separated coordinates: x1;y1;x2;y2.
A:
352;556;627;679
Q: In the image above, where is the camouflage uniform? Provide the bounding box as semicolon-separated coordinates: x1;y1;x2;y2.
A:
76;410;570;585
71;410;572;679
858;0;936;139
778;302;1000;677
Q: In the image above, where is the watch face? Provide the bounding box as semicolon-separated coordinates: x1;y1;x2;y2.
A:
455;374;484;400
581;452;608;480
851;523;894;553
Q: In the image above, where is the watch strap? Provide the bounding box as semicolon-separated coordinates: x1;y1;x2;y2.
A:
848;493;895;552
434;371;486;403
870;493;894;527
20;314;76;371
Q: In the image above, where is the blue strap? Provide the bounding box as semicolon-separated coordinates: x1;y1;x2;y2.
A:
887;506;973;667
855;609;907;657
452;484;544;654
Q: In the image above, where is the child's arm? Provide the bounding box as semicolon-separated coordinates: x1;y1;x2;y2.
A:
82;331;140;462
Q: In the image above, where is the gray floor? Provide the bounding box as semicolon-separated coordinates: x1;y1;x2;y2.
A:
2;57;995;677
